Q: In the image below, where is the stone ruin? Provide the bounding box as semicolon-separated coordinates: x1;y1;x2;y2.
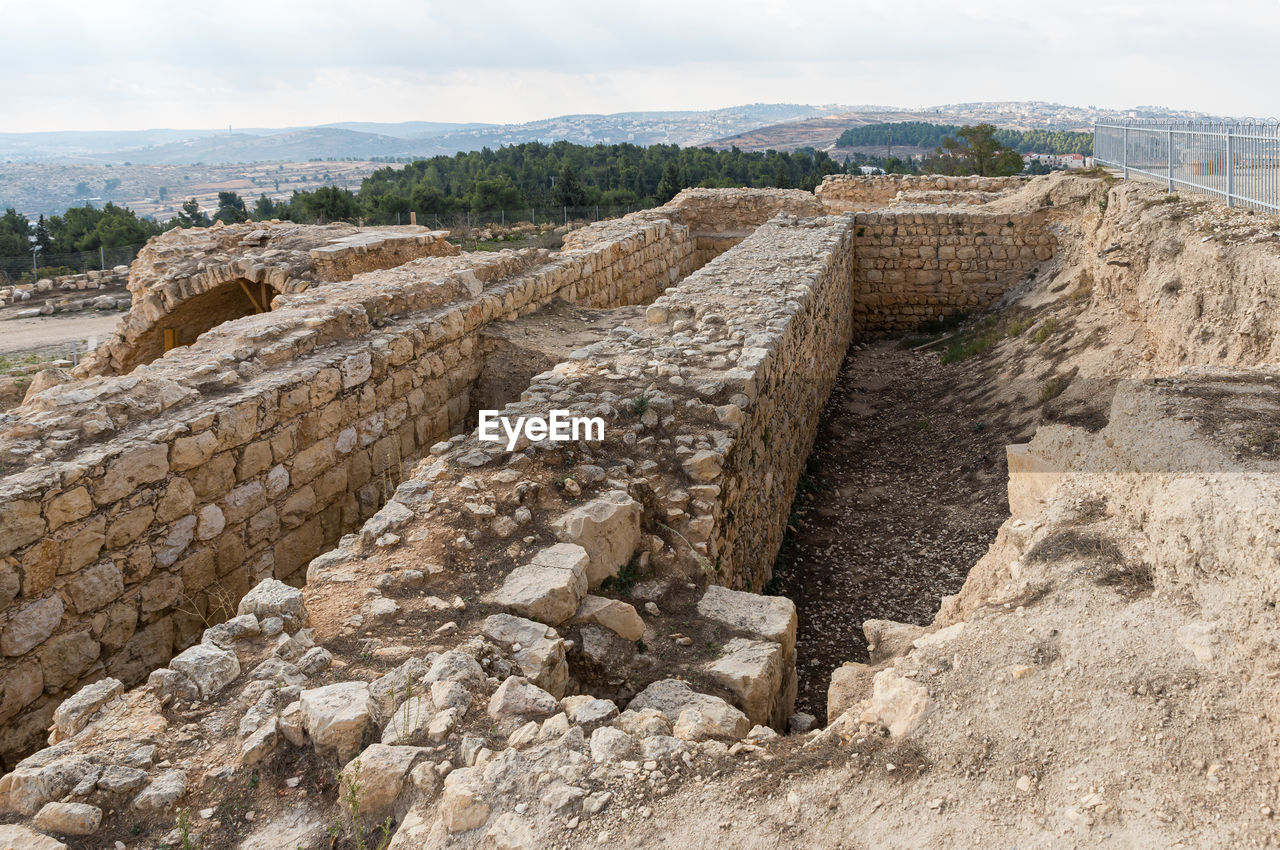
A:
0;174;1087;847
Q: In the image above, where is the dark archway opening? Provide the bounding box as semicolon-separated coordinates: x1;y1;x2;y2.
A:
124;278;280;373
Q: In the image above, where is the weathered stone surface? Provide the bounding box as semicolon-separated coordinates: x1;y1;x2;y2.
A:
859;669;931;737
562;695;619;730
863;619;926;664
571;595;644;641
440;767;489;833
49;678;123;743
0;824;68;849
696;585;797;657
482;613;568;698
339;744;426;819
0;748;98;815
589;726;637;763
552;491;641;586
1;596;64;657
485;544;588;626
705;637;786;728
487;676;558;722
300;681;373;762
131;769;187;811
33;801;101;836
237;578;307;630
827;661;876;722
630;679;750;741
168;642;240;700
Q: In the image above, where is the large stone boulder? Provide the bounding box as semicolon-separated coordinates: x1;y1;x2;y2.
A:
859;669;931;737
827;661;876;722
696;585;797;657
339;744;427;820
0;824;67;849
482;614;568;698
49;678;123;743
487;677;558;724
628;679;750;741
237;578;308;630
440;767;489;833
705;637;788;728
0;746;98;815
34;801;101;836
300;681;374;762
552;491;641;586
485;544;588;625
167;643;240;700
571;595;644;641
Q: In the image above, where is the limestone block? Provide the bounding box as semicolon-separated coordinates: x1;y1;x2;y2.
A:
440;767;489;833
49;677;123;742
705;637;786;728
0;824;68;849
168;642;240;699
863;619;925;664
859;669;930;737
96;444;169;505
486;676;557;722
237;578;307;630
827;661;876;722
570;595;644;642
131;769;187;811
629;679;750;741
696;585;797;657
339;743;426;819
2;595;64;656
0;500;45;557
300;681;374;762
481;613;567;698
551;491;641;587
485;544;588;626
65;562;123;614
34;801;101;835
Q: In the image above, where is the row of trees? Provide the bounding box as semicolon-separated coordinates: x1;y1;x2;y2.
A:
261;142;848;224
836;121;1094;155
3;129;1065;253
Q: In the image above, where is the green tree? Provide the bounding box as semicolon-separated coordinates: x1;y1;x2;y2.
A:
0;208;32;258
552;164;588;207
174;199;210;229
655;162;683;204
296;186;359;223
213;191;248;224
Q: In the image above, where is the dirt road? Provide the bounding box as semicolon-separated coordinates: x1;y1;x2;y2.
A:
0;313;122;358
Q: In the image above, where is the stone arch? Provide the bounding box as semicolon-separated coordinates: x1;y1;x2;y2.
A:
122;278;280;373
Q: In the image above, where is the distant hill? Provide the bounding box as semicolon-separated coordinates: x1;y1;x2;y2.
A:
708;101;1225;153
98;128;428;165
0;104;836;165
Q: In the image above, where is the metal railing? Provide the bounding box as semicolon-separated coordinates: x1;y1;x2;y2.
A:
1094;120;1280;213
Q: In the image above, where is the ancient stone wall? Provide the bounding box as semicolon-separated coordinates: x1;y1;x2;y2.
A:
0;178;1068;767
851;207;1056;335
0;214;703;765
76;225;460;378
818;173;1026;211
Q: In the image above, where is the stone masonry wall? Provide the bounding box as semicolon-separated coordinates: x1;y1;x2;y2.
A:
851;207;1056;335
0;214;704;767
818;174;1026;211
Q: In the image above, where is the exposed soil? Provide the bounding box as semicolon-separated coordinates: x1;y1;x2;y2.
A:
777;340;1019;719
0;311;122;357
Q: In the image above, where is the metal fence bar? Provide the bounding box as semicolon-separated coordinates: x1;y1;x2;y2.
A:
1094;120;1280;214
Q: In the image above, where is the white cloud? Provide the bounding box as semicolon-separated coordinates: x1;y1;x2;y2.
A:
2;0;1277;131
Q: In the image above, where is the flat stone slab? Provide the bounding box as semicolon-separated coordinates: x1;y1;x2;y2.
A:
696;585;797;657
485;544;588;625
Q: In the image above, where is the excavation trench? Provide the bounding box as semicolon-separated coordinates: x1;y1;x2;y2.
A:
776;338;1032;721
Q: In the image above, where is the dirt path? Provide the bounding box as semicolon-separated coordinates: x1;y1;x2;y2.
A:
0;313;122;358
776;339;1026;720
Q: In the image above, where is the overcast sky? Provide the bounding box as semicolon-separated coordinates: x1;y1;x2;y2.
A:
3;0;1278;132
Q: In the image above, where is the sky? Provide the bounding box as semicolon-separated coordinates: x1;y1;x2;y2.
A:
3;0;1278;133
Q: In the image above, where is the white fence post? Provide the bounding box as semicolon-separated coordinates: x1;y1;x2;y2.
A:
1226;127;1236;207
